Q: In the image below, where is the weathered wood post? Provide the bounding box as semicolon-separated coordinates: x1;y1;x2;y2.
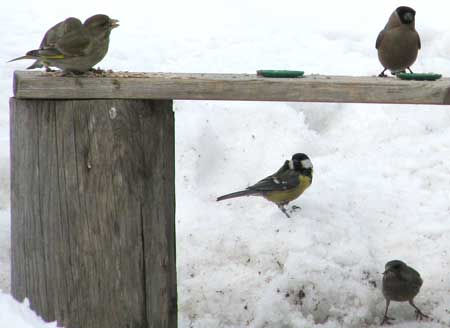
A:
10;71;450;328
11;72;177;327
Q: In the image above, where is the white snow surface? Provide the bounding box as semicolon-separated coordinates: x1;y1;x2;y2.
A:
1;0;450;327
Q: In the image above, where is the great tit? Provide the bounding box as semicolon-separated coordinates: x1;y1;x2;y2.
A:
381;260;429;325
376;6;421;77
217;153;313;218
9;15;119;74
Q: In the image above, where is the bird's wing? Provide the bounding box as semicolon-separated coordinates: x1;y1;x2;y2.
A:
248;170;299;192
273;160;290;175
417;33;421;49
409;268;423;288
54;27;92;56
40;17;83;49
375;29;385;49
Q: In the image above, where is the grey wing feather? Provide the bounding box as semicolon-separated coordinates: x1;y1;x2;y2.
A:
34;17;88;57
54;28;92;56
248;170;299;192
410;268;423;288
40;17;83;49
375;29;385;49
273;160;290;175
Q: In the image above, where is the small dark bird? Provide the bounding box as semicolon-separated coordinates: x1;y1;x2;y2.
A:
217;153;313;218
381;260;429;325
9;14;119;74
376;6;421;77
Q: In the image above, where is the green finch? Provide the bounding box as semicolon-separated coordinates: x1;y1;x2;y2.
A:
9;14;119;74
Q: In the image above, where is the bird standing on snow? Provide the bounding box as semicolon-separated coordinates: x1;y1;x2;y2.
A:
381;260;429;325
376;6;421;77
9;14;119;74
217;153;313;218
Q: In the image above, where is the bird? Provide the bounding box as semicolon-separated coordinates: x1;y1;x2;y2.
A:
216;153;313;218
376;6;421;77
9;14;119;74
381;260;429;325
21;17;84;71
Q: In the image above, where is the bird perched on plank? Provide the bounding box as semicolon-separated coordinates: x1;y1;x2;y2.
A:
9;14;119;74
381;260;429;325
376;6;421;77
217;153;313;218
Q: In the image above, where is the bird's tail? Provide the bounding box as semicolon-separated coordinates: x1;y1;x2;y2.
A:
26;60;44;69
8;55;36;63
8;50;41;63
217;190;256;201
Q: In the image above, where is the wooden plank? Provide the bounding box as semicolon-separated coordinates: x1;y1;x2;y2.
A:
140;100;177;327
10;99;55;321
10;98;177;328
13;70;450;105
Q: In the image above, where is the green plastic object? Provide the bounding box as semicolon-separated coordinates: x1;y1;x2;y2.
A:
257;70;304;78
397;73;442;81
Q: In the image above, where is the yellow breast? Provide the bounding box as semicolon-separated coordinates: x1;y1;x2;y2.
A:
263;175;312;205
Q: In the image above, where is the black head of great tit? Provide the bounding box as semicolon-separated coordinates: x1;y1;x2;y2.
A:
380;260;429;325
217;153;313;218
9;14;119;74
376;6;420;77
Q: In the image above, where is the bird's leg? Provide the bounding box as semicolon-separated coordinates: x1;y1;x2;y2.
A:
61;70;83;77
378;69;388;77
89;67;105;74
407;67;414;74
408;300;429;321
381;300;394;325
277;204;291;218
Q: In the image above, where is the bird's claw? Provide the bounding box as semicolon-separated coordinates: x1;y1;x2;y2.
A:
291;205;301;211
378;73;387;77
415;309;429;321
89;67;105;74
61;70;84;77
381;315;395;325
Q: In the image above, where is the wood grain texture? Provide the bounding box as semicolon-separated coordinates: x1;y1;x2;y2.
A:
10;98;176;328
12;70;450;105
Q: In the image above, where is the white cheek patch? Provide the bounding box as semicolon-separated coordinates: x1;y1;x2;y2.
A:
288;160;294;170
301;159;313;169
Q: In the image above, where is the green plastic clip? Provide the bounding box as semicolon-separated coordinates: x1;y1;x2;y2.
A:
396;73;442;81
257;70;304;78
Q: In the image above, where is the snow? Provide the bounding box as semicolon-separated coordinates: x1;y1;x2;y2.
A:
1;0;450;327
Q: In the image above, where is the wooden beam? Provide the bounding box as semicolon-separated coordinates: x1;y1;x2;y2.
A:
13;71;450;105
10;98;177;328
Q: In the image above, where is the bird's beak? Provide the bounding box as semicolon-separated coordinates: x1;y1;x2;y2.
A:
382;268;392;275
403;13;414;22
110;19;120;28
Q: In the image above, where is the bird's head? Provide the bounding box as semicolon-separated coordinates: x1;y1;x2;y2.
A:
84;14;119;36
289;153;313;172
396;6;416;24
383;260;407;276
